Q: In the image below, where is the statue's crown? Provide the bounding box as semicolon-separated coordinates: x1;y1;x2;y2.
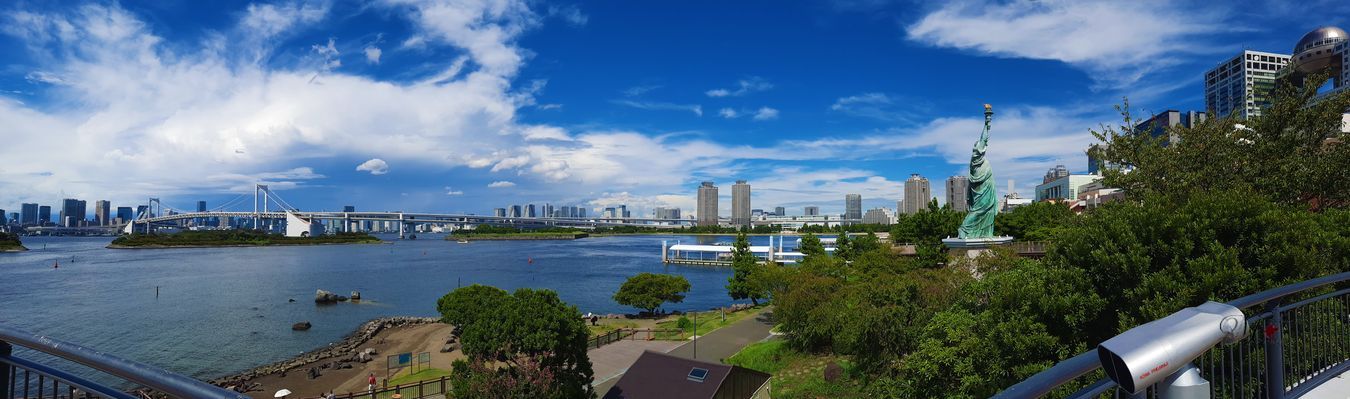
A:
983;104;992;112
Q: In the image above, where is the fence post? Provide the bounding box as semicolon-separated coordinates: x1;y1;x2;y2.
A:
418;380;424;398
0;340;10;399
440;376;446;396
1264;300;1285;399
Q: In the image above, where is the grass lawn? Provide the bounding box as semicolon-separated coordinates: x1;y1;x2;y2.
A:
387;367;452;386
587;320;638;336
725;340;866;398
650;305;766;339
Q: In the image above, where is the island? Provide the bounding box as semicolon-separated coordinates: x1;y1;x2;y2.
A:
447;226;589;241
108;230;383;248
0;232;27;252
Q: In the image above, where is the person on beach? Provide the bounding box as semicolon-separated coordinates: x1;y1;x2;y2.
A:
367;373;376;392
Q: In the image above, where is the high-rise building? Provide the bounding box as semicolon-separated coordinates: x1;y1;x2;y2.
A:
543;204;554;219
494;208;507;217
946;175;970;212
38;206;51;225
134;205;148;220
845;194;862;220
616;205;628;219
1042;165;1069;184
343;205;356;213
508;205;522;218
197;200;207;212
116;207;133;223
525;204;536;218
903;174;931;214
7;213;16;225
94;200;111;226
60;199;86;227
731;180;751;228
578;207;587;218
654;207;682;219
0;209;6;225
696;181;719;226
1205;50;1290;120
804;206;819;216
1088;110;1207;174
21;203;38;225
862;208;895;225
773;206;785;216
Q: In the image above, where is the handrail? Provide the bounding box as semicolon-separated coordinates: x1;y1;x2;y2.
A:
993;271;1350;399
0;324;249;399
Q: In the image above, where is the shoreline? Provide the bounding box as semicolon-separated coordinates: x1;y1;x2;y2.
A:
107;241;387;249
209;316;439;389
449;234;587;241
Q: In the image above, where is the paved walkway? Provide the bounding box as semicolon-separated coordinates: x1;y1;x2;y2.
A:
590;309;776;395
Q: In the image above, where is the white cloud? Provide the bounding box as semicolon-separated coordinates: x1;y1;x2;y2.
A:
521;125;571;141
622;84;661;97
705;76;773;97
444;186;464;195
0;1;543;206
906;0;1226;87
718;108;738;118
24;71;68;85
547;5;588;26
487;180;516;188
613;100;702;116
356;158;390;175
312;37;341;70
536;103;562;110
752;106;779;121
363;45;382;64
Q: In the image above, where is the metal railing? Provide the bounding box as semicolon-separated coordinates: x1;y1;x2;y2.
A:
586;328;686;350
333;376;447;399
1;325;247;399
994;271;1350;399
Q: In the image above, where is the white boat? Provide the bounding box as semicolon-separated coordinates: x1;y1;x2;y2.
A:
457;239;470;244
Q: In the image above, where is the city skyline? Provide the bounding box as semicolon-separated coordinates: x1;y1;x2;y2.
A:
0;1;1344;216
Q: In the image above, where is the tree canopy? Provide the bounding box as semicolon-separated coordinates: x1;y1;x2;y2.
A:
726;233;767;305
437;286;594;399
613;272;691;315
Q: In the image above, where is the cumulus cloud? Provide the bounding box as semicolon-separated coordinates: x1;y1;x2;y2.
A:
752;107;779;121
718;108;738;118
356;158;389;175
906;0;1226;87
0;1;544;206
705;76;772;97
547;5;588;26
487;180;516;188
363;45;382;64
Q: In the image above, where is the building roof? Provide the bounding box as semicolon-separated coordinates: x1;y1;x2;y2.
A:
603;351;770;399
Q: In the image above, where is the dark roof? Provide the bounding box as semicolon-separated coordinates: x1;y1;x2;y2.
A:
603;351;768;399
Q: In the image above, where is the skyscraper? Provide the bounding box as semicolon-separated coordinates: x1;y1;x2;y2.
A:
134;205;147;220
95;200;111;226
844;194;862;220
804;206;819;216
525;204;536;218
21;203;38;225
60;199;86;227
1205;50;1290;120
696;181;719;226
731;180;751;228
508;205;522;218
773;206;785;216
38;206;51;225
0;209;6;225
116;207;133;224
1042;165;1069;184
494;208;507;217
543;204;554;219
903;174;931;214
946;175;970;212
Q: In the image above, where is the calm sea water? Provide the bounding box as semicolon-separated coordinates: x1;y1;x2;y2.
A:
0;234;796;381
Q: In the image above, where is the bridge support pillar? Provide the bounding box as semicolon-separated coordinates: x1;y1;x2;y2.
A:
398;213;406;239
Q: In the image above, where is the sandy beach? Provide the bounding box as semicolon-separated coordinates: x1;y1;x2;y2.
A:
218;319;463;399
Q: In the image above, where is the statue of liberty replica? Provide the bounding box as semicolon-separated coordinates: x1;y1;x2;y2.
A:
943;104;1012;255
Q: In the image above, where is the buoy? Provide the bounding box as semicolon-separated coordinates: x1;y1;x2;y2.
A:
53;260;59;269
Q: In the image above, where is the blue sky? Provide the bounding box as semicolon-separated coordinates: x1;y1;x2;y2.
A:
1;0;1346;218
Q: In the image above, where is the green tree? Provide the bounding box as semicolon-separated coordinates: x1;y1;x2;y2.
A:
798;233;827;260
726;233;767;305
995;201;1076;241
439;286;594;399
891;199;964;267
613;273;691;315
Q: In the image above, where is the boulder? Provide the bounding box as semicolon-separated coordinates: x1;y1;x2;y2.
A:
292;321;312;331
315;289;339;304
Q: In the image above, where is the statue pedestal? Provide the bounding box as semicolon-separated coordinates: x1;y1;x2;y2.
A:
941;236;1014;259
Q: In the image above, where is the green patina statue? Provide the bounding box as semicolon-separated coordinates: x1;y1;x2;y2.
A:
958;104;997;239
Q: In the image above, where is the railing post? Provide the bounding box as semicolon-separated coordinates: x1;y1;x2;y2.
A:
0;340;10;399
1264;300;1285;399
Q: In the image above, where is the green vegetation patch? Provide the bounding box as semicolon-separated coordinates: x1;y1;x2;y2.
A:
726;340;865;398
0;232;25;251
109;230;381;247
